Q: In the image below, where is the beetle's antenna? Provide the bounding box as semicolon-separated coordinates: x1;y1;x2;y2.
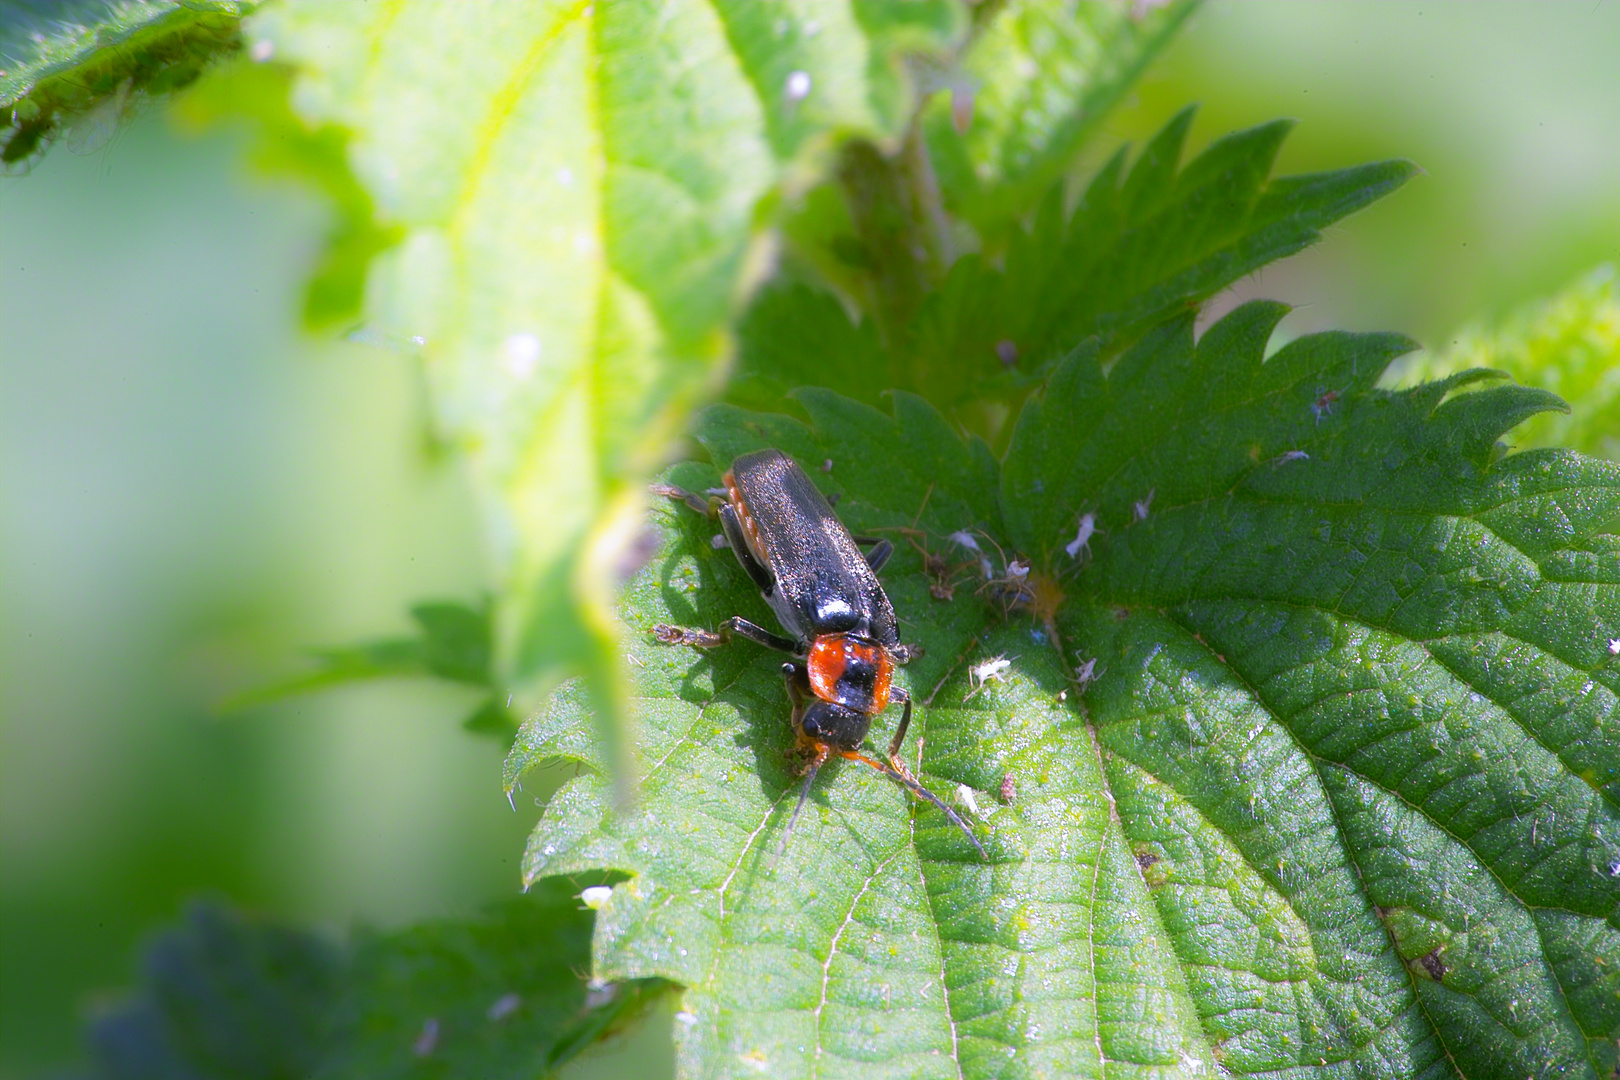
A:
774;755;824;867
840;750;988;860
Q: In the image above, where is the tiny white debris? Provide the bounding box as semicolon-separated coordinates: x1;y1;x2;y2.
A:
1134;489;1156;522
955;784;983;820
1064;512;1097;560
711;533;728;550
1006;558;1030;582
580;885;613;909
1074;656;1098;687
486;992;522;1021
979;556;995;580
249;38;274;62
1275;450;1309;465
573;229;596;256
784;70;812;102
966;655;1014;700
502;332;542;377
557;166;575;186
584;978;618;1010
947;530;981;552
1609;638;1620;655
675;1010;699;1027
409;334;427;346
412;1018;440;1057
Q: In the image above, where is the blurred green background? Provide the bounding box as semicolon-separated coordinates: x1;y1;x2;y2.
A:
3;3;1616;1076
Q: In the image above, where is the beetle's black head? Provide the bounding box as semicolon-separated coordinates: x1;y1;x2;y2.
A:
798;700;871;753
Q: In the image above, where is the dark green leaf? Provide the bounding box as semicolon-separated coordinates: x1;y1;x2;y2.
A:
734;111;1417;428
1;0;254;166
508;302;1619;1078
1400;264;1620;462
85;884;669;1080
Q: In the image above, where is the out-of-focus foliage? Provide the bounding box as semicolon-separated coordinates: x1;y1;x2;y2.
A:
85;882;669;1080
1401;266;1620;462
0;0;254;165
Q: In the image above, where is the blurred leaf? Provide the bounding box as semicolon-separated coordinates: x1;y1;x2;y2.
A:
508;302;1619;1078
225;600;493;710
325;884;668;1080
1401;264;1620;461
0;0;254;166
174;59;402;329
248;0;972;794
85;901;342;1080
922;0;1198;239
86;884;670;1080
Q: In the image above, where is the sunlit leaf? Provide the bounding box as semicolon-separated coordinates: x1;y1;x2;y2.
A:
508;302;1619;1078
249;0;970;790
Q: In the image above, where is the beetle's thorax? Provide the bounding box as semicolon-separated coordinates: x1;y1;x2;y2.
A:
807;632;893;714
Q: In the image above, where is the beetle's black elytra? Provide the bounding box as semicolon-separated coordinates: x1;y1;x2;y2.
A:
652;449;987;861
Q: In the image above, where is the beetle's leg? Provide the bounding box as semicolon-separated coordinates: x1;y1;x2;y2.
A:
774;741;830;866
782;661;810;706
862;539;895;573
885;687;912;772
721;616;800;654
717;504;776;594
649;481;717;517
653;616;799;654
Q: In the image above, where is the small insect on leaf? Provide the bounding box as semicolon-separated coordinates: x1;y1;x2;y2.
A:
1064;511;1098;560
650;450;989;860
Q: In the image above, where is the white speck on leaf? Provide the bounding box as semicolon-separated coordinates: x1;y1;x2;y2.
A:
1134;489;1155;522
486;993;521;1021
250;39;273;62
412;1018;439;1057
580;885;613;909
1065;512;1097;559
1608;638;1620;655
556;166;574;186
947;530;981;552
784;70;812;101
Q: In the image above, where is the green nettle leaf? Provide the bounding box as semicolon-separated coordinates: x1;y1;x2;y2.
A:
248;0;968;789
0;0;254;166
732;110;1418;421
921;0;1198;240
86;884;668;1080
1401;265;1620;462
507;302;1620;1078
